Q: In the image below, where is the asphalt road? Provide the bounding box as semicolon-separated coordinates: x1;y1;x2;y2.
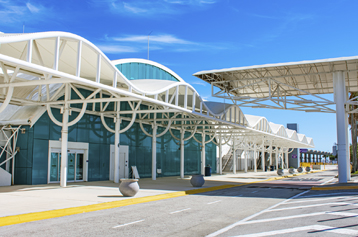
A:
2;169;355;237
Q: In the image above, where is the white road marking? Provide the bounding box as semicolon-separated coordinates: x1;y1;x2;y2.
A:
232;225;358;236
170;208;191;214
112;219;145;229
225;211;358;226
207;200;222;205
301;192;358;198
320;178;336;185
251;191;258;193
234;212;326;225
285;196;350;204
206;190;309;237
328;211;358;217
266;202;357;212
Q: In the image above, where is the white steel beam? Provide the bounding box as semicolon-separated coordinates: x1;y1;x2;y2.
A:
27;40;33;63
96;54;101;83
76;41;82;77
54;37;60;71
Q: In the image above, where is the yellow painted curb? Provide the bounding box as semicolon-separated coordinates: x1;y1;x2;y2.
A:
0;170;322;227
312;186;358;191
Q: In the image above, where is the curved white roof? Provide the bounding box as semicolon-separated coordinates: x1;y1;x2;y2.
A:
0;31;314;148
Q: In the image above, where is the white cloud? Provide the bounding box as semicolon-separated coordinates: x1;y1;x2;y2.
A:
97;45;139;54
99;0;220;17
0;1;49;25
26;3;40;13
101;32;231;55
113;34;193;44
191;81;207;86
122;2;147;14
165;0;217;5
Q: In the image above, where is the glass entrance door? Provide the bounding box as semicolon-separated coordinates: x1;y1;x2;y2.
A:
49;150;84;182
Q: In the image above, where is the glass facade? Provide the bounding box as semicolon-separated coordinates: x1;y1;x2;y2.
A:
14;89;216;185
115;62;179;82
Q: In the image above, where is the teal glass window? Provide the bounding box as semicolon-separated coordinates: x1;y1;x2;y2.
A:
115;62;179;82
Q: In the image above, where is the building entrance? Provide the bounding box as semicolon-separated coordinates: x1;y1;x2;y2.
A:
49;149;85;182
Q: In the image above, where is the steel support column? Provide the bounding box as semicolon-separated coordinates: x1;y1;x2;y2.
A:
114;108;120;183
60;84;69;187
233;139;236;174
261;143;265;172
244;142;248;173
201;131;206;175
219;134;222;175
254;144;257;172
285;150;289;170
152;123;157;180
333;71;349;183
275;150;279;170
269;141;273;166
180;129;185;178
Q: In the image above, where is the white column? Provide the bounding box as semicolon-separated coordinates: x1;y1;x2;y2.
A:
201;131;206;175
275;150;279;170
114;109;120;183
219;134;222;175
345;108;351;181
232;139;236;174
254;144;257;172
60;84;69;187
152;123;157;180
333;71;349;183
261;143;265;172
244;142;248;173
11;143;15;185
285;149;289;170
269;142;273;166
180;129;185;178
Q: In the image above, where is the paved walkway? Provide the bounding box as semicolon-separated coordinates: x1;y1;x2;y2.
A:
0;165;345;220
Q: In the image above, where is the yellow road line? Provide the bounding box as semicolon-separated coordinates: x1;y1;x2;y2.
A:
0;170;323;227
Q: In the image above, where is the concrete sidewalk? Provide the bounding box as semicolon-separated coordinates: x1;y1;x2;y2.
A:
0;170;285;218
0;166;337;220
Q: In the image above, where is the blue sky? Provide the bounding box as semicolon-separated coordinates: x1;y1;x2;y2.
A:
1;0;357;152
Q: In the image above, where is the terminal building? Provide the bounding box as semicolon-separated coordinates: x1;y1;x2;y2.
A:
0;32;314;187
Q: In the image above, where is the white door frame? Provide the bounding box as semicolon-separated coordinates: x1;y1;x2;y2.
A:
48;140;89;184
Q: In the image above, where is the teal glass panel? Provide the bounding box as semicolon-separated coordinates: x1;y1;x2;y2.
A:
50;153;59;182
115;62;179;81
76;153;83;181
67;153;75;181
88;143;100;181
34;113;49;139
32;139;49;185
99;144;110;180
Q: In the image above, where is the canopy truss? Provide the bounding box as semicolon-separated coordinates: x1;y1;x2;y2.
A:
0;32;314;186
194;56;358;183
194;56;358;113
